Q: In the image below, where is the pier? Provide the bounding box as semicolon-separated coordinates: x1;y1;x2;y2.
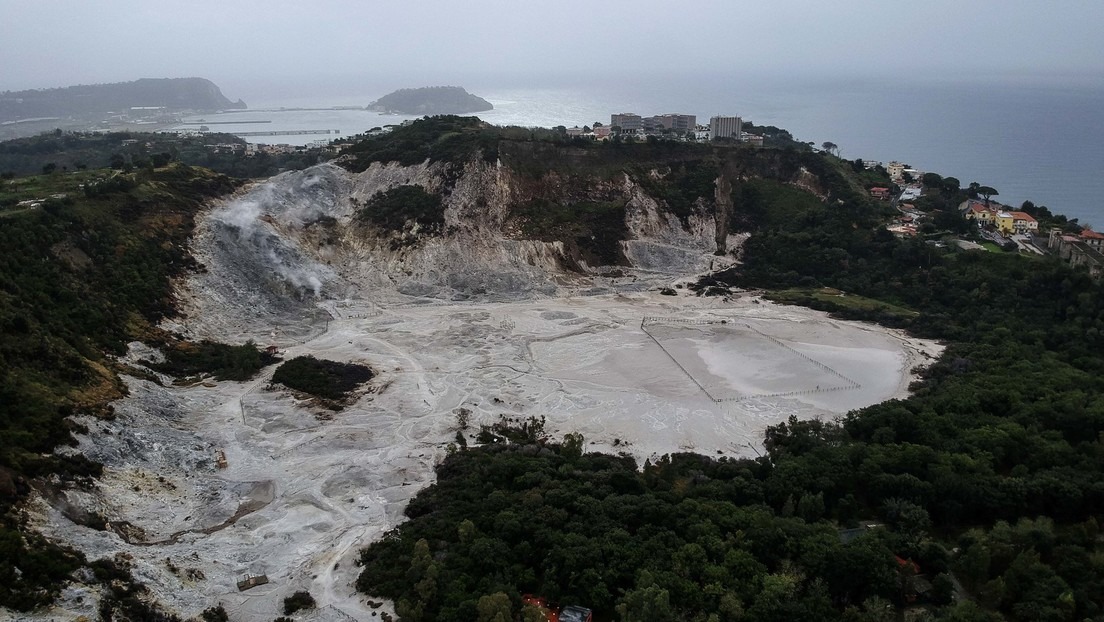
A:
226;129;341;137
181;120;271;125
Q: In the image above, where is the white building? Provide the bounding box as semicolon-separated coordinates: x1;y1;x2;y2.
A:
709;115;742;141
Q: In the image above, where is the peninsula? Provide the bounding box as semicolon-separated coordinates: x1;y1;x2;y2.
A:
0;77;246;124
367;86;492;115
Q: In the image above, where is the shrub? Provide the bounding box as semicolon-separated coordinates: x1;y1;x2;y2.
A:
283;590;316;615
150;340;278;381
357;185;444;233
271;356;373;401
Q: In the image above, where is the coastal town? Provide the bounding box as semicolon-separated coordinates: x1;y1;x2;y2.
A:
863;158;1104;277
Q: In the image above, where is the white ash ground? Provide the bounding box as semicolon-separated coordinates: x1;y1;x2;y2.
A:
12;164;941;622
20;293;939;622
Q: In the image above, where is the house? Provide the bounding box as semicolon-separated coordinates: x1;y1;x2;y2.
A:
1069;244;1104;277
237;574;269;591
1008;211;1038;234
988;210;1038;235
1048;228;1104;278
565;126;584;138
886;161;907;182
1079;228;1104;250
965;202;995;225
869;187;891;200
887;223;918;237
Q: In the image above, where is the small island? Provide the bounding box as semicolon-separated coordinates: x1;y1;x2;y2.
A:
367;86;493;115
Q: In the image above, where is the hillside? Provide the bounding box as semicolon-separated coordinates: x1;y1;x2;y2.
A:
368;86;493;115
0;130;326;178
0;78;246;123
0;162;245;612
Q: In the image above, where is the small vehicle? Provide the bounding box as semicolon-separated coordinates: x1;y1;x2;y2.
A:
559;605;593;622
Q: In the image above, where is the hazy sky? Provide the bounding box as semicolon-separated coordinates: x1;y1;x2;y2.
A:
3;0;1103;98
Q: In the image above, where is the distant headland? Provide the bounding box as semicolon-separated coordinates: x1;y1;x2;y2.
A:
0;77;246;124
367;86;493;115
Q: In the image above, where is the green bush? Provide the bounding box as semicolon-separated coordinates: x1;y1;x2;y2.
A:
514;199;628;266
271;356;373;401
149;340;277;382
357;185;444;233
201;605;229;622
283;590;316;615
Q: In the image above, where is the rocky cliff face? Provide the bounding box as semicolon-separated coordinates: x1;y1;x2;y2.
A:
173;142;839;344
173;155;750;342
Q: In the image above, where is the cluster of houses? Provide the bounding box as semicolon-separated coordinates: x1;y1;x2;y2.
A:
960;198;1102;276
869;167;930;237
961;200;1039;235
563;113;764;146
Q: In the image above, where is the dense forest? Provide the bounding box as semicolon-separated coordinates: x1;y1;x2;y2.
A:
352;122;1104;621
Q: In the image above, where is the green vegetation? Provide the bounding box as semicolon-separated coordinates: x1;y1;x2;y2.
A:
340;116;504;168
634;160;719;224
736;178;831;231
358;432;930;621
513;199;628;266
91;556;185;621
0;131;326;179
149;340;279;382
0;163;238;610
357;184;445;233
271;355;373;402
283;590;316;615
201;604;229;621
741;121;811;150
766;288;919;325
0;526;85;610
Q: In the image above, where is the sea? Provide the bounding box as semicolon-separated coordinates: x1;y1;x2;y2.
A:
182;74;1104;225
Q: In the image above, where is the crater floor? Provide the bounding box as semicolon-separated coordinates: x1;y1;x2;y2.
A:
23;291;939;622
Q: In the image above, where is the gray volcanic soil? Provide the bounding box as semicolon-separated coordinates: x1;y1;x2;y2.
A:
12;163;940;622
